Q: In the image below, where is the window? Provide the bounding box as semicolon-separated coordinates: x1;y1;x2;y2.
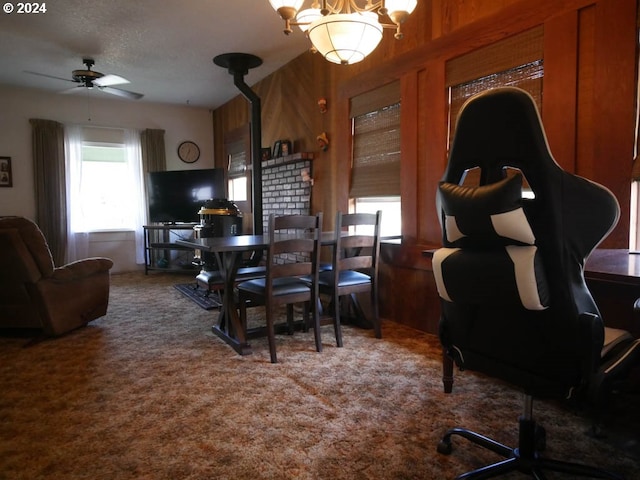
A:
224;125;251;223
228;149;248;202
352;196;401;237
67;126;145;232
349;81;402;237
76;143;132;230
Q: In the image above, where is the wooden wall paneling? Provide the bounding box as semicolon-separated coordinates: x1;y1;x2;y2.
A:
257;54;318;153
379;263;441;332
340;0;597;117
592;0;637;247
419;61;447;245
333;80;353;215
401;71;419;240
576;6;596;187
310;53;335;230
438;0;518;36
257;72;282;150
542;11;579;172
379;243;441;332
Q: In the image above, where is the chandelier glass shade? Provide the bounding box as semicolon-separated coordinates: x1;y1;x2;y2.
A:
308;12;383;65
295;8;323;32
268;0;418;65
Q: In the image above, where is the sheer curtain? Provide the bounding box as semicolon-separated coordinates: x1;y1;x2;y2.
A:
64;126;147;264
64;124;89;261
125;129;148;264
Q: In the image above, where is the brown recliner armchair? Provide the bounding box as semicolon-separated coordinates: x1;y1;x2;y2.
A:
0;216;113;336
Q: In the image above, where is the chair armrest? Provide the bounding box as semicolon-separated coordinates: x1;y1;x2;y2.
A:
51;257;114;282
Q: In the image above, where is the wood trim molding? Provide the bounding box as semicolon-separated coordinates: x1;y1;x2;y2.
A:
339;0;597;100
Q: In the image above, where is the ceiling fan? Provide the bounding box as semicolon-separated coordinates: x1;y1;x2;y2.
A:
25;58;143;100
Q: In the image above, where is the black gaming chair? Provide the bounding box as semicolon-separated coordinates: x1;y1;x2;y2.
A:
432;87;637;479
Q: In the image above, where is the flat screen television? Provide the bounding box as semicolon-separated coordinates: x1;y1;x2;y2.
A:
147;168;226;223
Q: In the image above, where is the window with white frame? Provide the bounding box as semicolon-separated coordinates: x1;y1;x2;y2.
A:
67;126;145;232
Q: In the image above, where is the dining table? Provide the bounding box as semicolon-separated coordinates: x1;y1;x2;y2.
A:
177;232;336;355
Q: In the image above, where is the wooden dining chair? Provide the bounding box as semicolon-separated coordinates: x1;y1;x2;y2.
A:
236;213;323;363
319;211;382;347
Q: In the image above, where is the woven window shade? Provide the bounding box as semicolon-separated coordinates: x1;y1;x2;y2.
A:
349;81;401;198
446;27;544;148
446;27;544;87
228;149;247;179
449;60;544;143
351;102;401;197
350;81;400;118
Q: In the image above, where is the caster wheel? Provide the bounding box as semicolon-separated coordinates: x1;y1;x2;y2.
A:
437;439;453;455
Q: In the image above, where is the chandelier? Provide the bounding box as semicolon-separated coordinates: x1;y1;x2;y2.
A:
268;0;418;65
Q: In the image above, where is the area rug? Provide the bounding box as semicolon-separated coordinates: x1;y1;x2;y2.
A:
0;271;638;480
174;282;221;310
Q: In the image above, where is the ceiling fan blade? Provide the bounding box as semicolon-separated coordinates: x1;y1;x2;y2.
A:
60;86;86;95
93;74;130;87
24;70;74;83
99;86;143;100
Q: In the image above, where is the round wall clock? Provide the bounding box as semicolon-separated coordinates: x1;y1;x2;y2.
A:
178;141;200;163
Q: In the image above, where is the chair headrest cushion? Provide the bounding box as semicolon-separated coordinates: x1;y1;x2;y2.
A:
439;173;535;247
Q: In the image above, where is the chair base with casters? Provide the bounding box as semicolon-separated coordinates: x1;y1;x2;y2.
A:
437;394;625;480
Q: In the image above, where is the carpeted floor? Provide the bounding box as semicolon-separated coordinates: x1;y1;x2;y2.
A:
0;271;638;480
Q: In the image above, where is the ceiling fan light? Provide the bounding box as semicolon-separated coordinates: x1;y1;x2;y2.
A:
296;8;322;32
308;12;383;65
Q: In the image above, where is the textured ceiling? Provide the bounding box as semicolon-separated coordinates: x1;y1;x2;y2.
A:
0;0;312;108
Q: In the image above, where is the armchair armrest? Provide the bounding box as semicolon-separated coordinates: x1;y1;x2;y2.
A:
51;257;114;282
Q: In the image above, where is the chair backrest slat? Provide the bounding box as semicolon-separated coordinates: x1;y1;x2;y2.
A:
266;213;322;282
333;211;381;277
339;256;372;271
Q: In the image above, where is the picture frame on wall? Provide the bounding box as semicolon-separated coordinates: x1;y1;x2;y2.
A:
0;157;12;187
272;140;282;158
261;147;272;161
281;140;292;156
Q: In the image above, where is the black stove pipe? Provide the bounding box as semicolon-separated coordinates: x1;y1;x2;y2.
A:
232;74;262;235
213;53;263;235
